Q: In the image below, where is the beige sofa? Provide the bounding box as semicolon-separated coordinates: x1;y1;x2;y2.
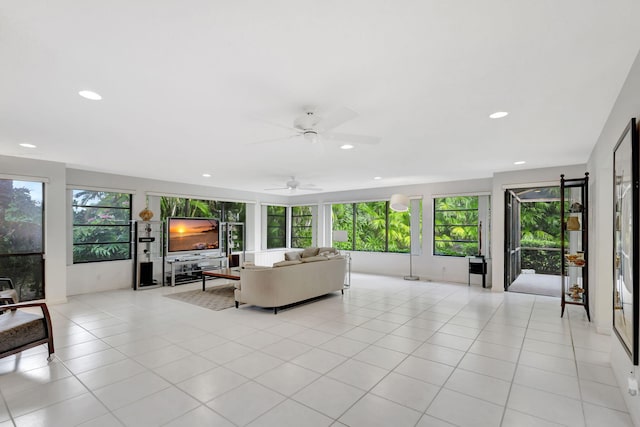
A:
234;248;346;314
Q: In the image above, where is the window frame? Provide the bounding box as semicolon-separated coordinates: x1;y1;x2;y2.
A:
291;205;313;248
266;205;287;249
433;195;480;257
72;190;133;264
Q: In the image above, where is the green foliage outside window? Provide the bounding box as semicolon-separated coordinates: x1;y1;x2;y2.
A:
0;179;45;301
520;197;563;274
332;200;421;253
434;196;479;256
267;205;286;249
72;190;132;263
291;206;313;248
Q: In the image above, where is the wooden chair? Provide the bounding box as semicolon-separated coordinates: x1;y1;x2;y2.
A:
0;302;55;361
0;277;18;305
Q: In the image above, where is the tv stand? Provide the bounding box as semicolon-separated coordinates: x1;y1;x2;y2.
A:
166;254;228;286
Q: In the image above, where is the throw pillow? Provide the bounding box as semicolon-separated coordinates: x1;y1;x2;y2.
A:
300;255;328;263
301;247;319;258
285;251;302;261
318;247;336;255
273;260;302;267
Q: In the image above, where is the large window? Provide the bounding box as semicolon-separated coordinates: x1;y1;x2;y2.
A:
266;205;287;249
433;196;479;257
332;200;422;253
0;179;45;301
291;206;313;248
72;190;132;263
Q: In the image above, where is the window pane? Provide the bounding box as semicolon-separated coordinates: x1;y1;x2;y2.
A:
434;196;479;256
388;209;409;253
72;190;132;263
267;205;286;249
291;206;313;248
355;201;386;252
0;179;45;301
332;203;354;251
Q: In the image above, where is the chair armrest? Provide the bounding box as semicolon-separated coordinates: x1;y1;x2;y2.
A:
0;302;54;342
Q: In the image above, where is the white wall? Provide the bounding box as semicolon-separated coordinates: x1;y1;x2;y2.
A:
0;156;67;303
586;48;640;425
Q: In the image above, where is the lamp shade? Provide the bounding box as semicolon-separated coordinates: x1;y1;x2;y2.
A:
390;193;410;212
332;230;348;242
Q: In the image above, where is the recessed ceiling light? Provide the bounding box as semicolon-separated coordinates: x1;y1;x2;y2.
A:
489;111;509;119
19;143;37;148
78;90;102;101
514;160;526;165
373;176;382;180
202;173;211;178
340;144;354;150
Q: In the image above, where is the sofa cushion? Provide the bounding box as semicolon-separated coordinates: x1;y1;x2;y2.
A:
301;247;319;258
0;310;46;355
284;251;302;261
318;247;337;255
273;260;303;267
300;255;328;263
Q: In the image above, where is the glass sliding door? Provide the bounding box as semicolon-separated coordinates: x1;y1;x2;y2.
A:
0;179;45;301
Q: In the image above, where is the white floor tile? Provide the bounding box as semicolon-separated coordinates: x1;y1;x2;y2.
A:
207;381;285;426
113;386;200;427
77;358;146;390
583;402;634;427
427;332;474;351
426;388;503;427
319;336;370;357
131;344;191;369
393;355;454;386
579;379;628;412
576;361;617;387
501;409;565;426
247;399;332;427
0;361;72;397
514;364;581;399
199;341;254;364
290;348;347;374
507;384;585;427
76;413;124;427
468;340;521;363
176;366;247;402
373;334;422;354
93;371;169;410
518;350;578;376
339;393;422;427
415;414;456;426
370;371;439;411
224;351;283;378
458;352;516;382
163;405;235;427
13;393;108;427
412;342;465;366
293;376;365;418
445;368;511;405
5;376;87;418
254;362;321;396
152;354;217;383
327;359;388;390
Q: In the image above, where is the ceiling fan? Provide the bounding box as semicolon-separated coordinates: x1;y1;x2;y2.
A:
264;177;322;192
253;107;381;147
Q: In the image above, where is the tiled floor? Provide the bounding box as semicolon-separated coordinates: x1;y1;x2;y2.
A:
0;274;632;427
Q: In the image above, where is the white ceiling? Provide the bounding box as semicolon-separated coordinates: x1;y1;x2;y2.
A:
1;1;639;195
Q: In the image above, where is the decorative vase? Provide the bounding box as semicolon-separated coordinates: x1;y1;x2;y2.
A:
139;207;154;221
566;216;580;231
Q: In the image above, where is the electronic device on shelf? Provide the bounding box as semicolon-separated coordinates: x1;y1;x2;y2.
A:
166;217;221;258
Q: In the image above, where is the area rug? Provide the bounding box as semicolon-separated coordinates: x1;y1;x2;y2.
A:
164;284;240;311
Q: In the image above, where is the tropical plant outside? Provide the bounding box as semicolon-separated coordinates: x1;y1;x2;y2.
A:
266;205;286;248
520;197;563;274
291;206;313;248
0;179;45;301
332;200;422;253
72;190;132;263
434;196;479;256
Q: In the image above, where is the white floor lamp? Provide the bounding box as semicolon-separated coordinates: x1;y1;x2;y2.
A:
390;193;419;281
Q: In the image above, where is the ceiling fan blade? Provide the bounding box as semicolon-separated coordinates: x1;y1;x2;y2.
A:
248;134;299;145
297;186;323;191
264;186;290;191
315;107;358;132
323;132;380;145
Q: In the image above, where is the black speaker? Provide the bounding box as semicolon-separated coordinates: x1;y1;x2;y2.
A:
139;262;154;286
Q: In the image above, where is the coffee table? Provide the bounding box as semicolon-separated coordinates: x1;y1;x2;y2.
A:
202;268;241;291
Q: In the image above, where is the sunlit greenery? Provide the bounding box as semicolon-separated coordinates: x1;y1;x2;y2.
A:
291;206;313;248
520;198;562;274
332;200;422;253
72;190;132;263
0;179;45;301
434;196;479;256
266;205;286;248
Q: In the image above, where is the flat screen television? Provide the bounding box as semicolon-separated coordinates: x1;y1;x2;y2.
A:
166;217;220;255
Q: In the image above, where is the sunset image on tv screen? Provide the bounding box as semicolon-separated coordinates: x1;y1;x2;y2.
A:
168;218;219;252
